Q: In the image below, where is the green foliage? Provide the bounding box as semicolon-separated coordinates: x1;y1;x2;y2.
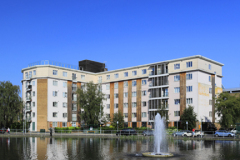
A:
0;81;23;127
135;127;151;130
110;111;124;129
77;81;105;126
180;105;197;130
168;126;177;130
215;92;240;128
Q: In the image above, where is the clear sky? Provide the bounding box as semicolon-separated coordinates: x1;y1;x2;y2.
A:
1;0;240;93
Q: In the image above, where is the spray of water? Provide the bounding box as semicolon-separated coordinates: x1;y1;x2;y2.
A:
153;113;168;154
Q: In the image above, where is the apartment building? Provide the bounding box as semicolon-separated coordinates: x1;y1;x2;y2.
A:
21;55;223;131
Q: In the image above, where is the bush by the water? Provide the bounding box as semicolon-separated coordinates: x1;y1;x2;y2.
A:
54;127;81;133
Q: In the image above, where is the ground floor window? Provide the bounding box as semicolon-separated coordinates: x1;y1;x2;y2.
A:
132;122;137;128
142;122;147;127
52;122;58;127
62;122;67;127
72;122;76;127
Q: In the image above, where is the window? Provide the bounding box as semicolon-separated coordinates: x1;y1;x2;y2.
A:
174;99;180;105
209;88;212;94
29;71;32;78
209;111;212;117
186;98;193;104
72;104;77;111
72;114;77;121
132;91;136;97
174;63;180;70
142;69;147;74
53;102;58;107
174;111;180;116
72;73;77;80
106;75;110;80
114;93;118;98
106;94;110;99
174;87;180;93
107;104;110;109
53;80;58;86
63;92;67;98
33;112;35;118
142;80;147;85
72;94;77;101
114;82;118;89
132;102;137;108
53;70;58;75
62;122;67;127
98;76;102;83
114;73;119;79
186;86;193;92
124;113;128;118
142;112;147;118
124;72;128;77
33;91;35;97
132;80;136;86
114;103;118;109
72;83;77;91
209;100;212;105
63;82;67;88
32;102;35;107
63;72;67;77
124;81;128;87
124;103;128;108
32;81;35;86
142;90;147;96
53;112;57;117
81;75;85;80
53;91;58;97
25;72;28;79
186;73;192;80
186;61;192;68
63;113;67;118
132;113;136;118
52;122;58;127
63;102;67;108
174;75;180;81
142;101;147;107
72;122;76;127
124;92;128;98
106;84;110;90
33;70;36;75
132;71;137;76
209;64;211;70
209;76;211;82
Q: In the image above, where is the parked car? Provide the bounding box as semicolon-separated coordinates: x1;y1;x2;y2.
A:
142;130;154;136
116;129;137;136
194;130;204;137
172;130;192;137
230;128;237;134
214;130;235;137
0;127;6;134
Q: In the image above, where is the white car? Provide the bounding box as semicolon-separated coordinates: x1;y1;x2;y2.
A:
182;130;193;137
194;130;204;137
231;128;237;134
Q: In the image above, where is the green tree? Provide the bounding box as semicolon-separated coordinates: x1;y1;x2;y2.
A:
0;81;23;127
215;92;240;129
110;111;124;129
77;81;105;127
180;105;197;130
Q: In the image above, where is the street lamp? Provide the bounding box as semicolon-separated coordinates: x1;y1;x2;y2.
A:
186;121;188;130
117;121;119;132
201;119;203;138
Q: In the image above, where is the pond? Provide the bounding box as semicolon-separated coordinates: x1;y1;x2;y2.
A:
0;137;240;160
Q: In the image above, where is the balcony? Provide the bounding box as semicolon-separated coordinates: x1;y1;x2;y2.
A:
27;85;32;91
26;117;32;122
162;92;168;97
72;87;77;92
26;106;32;112
98;80;102;83
26;96;32;101
72;76;77;82
25;75;32;80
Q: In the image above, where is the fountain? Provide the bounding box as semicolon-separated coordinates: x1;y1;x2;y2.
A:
142;113;174;157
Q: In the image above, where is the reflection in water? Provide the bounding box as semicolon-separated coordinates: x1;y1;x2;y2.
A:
0;137;240;160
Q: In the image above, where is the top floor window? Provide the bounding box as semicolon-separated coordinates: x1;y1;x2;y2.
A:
25;72;28;79
33;70;36;75
132;71;137;76
63;72;67;77
29;71;32;78
53;70;58;75
124;81;128;87
72;73;77;80
186;61;192;68
114;73;119;79
209;64;211;70
106;75;110;80
174;63;180;70
142;80;147;85
142;69;146;74
174;75;180;81
124;72;128;77
81;75;85;80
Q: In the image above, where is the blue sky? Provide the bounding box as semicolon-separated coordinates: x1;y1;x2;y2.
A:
1;0;240;93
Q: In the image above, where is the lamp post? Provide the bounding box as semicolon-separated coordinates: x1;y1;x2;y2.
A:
186;121;188;130
201;119;203;138
117;121;119;132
